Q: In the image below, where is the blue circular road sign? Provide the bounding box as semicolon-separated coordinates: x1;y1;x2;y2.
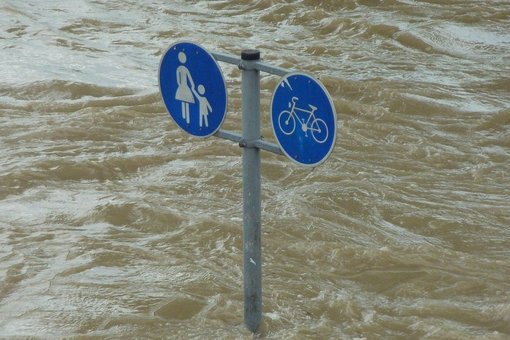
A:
159;41;227;137
271;72;337;166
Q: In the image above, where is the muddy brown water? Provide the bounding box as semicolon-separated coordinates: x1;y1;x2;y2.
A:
1;0;509;338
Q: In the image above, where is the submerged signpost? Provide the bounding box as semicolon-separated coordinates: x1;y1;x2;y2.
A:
159;41;337;333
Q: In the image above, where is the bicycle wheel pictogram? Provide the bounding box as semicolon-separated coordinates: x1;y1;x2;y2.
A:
311;118;328;143
278;110;296;135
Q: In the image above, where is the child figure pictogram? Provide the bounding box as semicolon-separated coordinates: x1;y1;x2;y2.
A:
193;85;212;128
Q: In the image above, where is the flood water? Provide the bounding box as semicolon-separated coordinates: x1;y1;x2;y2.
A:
1;0;510;338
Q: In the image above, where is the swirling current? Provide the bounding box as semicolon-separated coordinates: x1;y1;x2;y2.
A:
1;0;509;338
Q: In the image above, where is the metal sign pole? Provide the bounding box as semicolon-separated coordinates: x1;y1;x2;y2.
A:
240;49;262;333
160;43;337;334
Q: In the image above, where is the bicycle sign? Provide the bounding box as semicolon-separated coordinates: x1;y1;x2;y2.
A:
278;96;329;143
271;72;337;166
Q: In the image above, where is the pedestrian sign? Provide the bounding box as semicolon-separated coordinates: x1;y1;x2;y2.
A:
159;41;227;137
270;72;337;166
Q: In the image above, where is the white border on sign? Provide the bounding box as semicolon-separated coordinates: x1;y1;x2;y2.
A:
270;71;337;167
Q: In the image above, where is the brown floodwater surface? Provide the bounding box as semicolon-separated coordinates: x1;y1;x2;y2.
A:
1;0;509;338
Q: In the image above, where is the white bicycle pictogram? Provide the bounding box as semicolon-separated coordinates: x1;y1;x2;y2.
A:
278;96;329;143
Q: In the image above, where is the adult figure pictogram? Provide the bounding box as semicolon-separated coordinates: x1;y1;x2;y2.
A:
175;52;196;124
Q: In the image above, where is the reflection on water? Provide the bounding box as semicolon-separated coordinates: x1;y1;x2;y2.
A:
1;0;509;338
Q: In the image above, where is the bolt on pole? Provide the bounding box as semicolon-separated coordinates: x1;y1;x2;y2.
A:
240;49;262;333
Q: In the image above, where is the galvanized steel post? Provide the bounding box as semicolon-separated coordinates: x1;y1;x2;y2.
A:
240;49;262;333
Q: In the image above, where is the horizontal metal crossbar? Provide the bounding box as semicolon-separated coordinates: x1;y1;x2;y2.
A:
215;129;283;155
210;51;286;156
211;51;292;76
